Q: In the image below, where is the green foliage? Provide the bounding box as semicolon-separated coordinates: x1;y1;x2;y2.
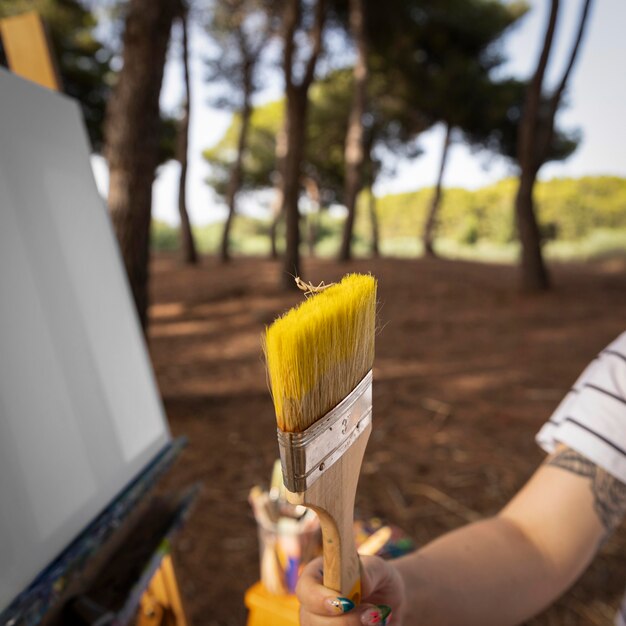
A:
373;176;626;246
151;219;181;251
365;0;534;158
203;71;356;203
202;64;426;204
152;215;276;256
202;0;576;216
153;176;626;263
306;70;353;203
203;99;283;194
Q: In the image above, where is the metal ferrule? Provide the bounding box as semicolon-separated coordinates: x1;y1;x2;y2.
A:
277;370;372;493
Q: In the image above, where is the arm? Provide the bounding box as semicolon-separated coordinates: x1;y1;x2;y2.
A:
297;446;626;625
395;445;625;625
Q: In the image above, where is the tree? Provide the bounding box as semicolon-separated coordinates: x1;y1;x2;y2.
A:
269;118;287;259
279;0;326;288
338;0;368;262
423;123;453;256
204;101;281;197
104;0;179;328
383;0;528;257
206;0;274;263
515;0;593;291
203;66;427;256
204;72;354;257
176;1;198;265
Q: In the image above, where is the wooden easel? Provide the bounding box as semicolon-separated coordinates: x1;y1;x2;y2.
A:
0;12;190;626
138;556;189;626
0;11;61;90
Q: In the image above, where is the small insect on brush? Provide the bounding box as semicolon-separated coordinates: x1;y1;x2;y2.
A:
264;273;377;604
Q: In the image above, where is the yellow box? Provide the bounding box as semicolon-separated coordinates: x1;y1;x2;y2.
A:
245;582;300;626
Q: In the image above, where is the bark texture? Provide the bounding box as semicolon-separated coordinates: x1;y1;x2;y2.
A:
280;0;326;289
105;0;178;328
422;123;452;258
339;0;368;262
303;176;321;256
515;0;593;291
177;5;198;265
221;59;253;263
368;189;379;258
269;119;288;259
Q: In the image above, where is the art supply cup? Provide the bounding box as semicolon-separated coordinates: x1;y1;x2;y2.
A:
255;509;321;595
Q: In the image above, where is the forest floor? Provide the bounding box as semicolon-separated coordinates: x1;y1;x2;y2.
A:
149;252;626;626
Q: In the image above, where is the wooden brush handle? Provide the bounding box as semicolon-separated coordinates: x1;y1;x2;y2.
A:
287;422;371;603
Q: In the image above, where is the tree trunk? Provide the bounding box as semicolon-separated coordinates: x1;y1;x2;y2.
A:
221;74;253;263
105;0;178;329
514;0;559;291
269;188;283;259
220;197;235;263
279;0;326;289
282;94;308;287
368;188;379;258
514;0;592;291
303;176;321;256
269;115;288;259
338;0;368;262
362;141;379;257
177;4;197;265
515;168;549;291
538;0;594;165
307;214;317;257
422;123;452;258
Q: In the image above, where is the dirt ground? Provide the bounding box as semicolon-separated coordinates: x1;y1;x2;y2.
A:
148;252;626;626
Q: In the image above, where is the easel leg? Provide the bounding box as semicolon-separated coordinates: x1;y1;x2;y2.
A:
138;555;189;626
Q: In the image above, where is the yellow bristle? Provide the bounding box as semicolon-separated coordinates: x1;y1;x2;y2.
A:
264;273;377;433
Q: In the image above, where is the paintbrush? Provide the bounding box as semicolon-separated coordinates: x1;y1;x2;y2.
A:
264;273;376;604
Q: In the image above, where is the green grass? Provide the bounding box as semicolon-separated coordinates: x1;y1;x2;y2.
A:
154;175;626;263
544;228;626;262
152;218;626;265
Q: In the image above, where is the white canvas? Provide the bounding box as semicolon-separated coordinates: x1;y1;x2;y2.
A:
0;69;171;612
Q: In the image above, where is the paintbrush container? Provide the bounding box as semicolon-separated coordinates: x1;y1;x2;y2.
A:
254;510;321;595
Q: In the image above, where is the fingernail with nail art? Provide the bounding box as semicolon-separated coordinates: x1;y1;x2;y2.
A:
326;596;356;613
361;605;393;625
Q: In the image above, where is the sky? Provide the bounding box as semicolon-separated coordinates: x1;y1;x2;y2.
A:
91;0;626;226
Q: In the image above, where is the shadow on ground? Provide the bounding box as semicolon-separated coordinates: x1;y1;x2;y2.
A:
149;253;626;626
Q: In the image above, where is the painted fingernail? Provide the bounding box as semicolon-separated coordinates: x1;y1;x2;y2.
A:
362;605;393;625
379;605;392;625
326;596;356;613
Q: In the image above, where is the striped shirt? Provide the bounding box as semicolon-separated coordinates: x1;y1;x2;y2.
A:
537;331;626;484
536;331;626;626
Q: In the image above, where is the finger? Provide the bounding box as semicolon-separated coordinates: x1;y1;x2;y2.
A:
359;604;393;625
359;555;397;600
297;558;395;624
297;558;359;617
299;602;393;626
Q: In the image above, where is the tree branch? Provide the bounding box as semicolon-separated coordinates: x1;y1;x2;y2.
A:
538;0;593;167
300;0;326;90
282;0;299;93
518;0;559;167
548;0;593;121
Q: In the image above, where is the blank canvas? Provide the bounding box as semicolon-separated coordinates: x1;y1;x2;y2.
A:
0;69;170;612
